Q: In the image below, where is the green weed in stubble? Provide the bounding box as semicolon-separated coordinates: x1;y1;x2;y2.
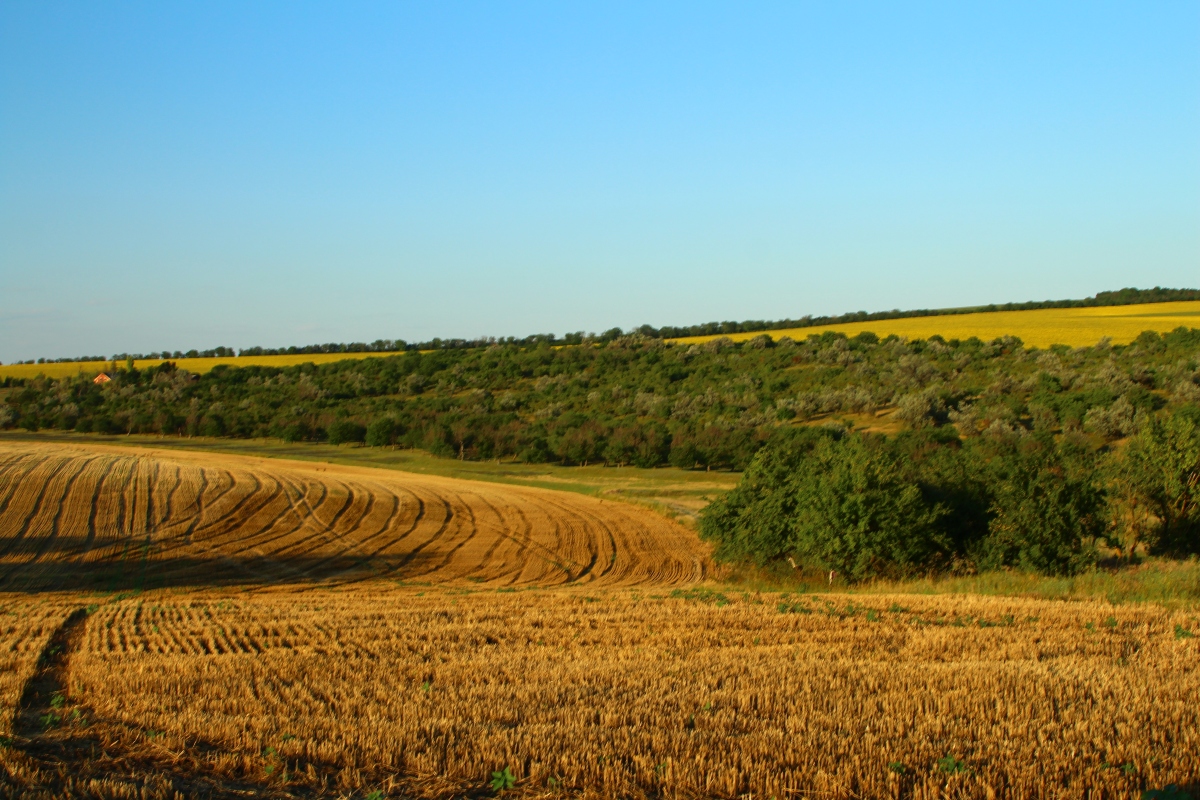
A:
490;766;516;792
670;588;730;606
777;599;812;614
937;754;967;775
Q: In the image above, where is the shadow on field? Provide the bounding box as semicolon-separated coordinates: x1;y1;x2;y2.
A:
0;542;455;593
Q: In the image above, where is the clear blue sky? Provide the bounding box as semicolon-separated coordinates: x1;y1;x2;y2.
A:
2;2;1197;361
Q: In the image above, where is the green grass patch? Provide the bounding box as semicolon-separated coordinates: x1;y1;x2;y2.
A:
718;558;1200;608
0;430;737;512
670;587;731;606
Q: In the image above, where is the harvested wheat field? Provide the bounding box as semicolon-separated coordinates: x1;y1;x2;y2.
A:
0;441;708;592
0;589;1195;799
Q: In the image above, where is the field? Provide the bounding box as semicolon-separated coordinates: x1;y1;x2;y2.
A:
0;351;396;381
0;442;1198;798
1;586;1198;798
0;441;708;592
4;300;1200;381
0;431;740;529
672;299;1200;349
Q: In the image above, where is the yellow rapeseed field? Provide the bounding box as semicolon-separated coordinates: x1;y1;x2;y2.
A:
673;299;1200;349
0;350;397;381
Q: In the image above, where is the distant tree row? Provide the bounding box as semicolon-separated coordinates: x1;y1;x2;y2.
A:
14;286;1196;366
643;286;1200;339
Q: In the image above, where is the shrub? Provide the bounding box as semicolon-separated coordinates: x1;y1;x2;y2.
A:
365;417;400;447
1117;404;1200;554
784;434;949;579
977;437;1103;575
326;419;366;445
274;421;312;443
701;430;949;580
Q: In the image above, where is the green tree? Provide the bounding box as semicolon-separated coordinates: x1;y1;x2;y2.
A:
1119;405;1200;554
785;434;949;579
365;417;399;447
978;436;1102;575
326;419;366;445
701;430;948;580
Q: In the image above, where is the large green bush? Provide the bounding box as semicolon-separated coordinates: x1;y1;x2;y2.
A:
1115;405;1200;554
701;429;950;580
976;436;1103;575
702;427;1113;579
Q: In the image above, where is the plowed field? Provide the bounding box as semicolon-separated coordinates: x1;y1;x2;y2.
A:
0;442;710;592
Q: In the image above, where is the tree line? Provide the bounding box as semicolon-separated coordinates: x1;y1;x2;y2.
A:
10;286;1195;366
700;406;1199;580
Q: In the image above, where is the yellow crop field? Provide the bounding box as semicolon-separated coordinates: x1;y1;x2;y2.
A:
5;302;1198;381
0;441;1197;798
673;300;1200;349
0;350;398;380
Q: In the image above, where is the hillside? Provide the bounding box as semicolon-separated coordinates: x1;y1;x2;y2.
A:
672;299;1200;349
4;321;1199;472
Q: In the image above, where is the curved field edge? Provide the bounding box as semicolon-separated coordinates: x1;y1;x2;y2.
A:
0;430;737;526
0;441;712;592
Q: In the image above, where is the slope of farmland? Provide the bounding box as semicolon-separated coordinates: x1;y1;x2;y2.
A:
0;442;710;592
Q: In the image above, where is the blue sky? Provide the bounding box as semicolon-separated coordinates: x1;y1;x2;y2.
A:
1;2;1197;361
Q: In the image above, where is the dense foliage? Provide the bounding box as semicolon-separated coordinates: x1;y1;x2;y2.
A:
700;405;1200;578
3;326;1199;470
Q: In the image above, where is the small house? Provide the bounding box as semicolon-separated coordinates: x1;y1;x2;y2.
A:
93;373;112;385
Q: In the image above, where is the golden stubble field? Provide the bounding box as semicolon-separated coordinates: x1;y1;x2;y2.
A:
0;443;1196;799
0;588;1197;799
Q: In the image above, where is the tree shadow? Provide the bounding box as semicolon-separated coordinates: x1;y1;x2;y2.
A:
0;541;453;593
